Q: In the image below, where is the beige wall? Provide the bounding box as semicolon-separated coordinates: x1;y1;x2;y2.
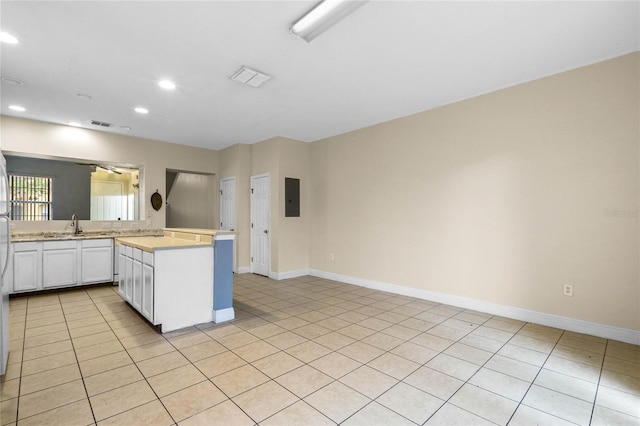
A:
277;138;310;273
229;137;310;274
310;52;639;330
0;116;219;228
2;53;637;332
251;138;281;272
219;143;252;271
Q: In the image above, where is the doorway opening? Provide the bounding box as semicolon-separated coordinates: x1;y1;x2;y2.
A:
165;170;216;229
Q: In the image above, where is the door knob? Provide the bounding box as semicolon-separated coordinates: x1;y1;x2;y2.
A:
264;230;268;234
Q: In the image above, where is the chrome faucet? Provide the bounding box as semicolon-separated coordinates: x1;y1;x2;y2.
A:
71;214;82;235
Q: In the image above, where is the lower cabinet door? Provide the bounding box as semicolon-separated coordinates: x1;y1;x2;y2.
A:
124;256;133;303
81;244;113;284
42;248;78;289
118;248;126;299
132;259;142;311
13;249;41;292
141;263;154;322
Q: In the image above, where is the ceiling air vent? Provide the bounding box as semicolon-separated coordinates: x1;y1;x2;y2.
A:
89;120;113;128
230;66;272;88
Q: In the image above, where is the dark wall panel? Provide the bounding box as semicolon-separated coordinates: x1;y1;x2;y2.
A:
6;156;92;220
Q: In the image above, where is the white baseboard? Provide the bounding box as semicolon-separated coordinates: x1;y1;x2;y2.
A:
309;269;640;345
270;269;310;280
212;308;235;323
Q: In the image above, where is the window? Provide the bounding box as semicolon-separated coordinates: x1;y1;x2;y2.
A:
9;175;52;221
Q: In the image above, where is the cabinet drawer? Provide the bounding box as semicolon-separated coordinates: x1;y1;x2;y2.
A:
82;239;112;248
133;248;142;261
43;240;77;250
125;246;133;257
13;242;39;252
143;251;153;266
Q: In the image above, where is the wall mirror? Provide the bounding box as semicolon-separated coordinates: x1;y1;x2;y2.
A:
5;154;141;221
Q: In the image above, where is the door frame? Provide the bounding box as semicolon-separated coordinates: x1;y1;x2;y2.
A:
219;176;237;272
219;177;236;230
250;173;270;276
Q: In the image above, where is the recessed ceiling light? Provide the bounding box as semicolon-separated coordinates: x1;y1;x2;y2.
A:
158;80;176;90
76;93;92;100
68;121;82;127
0;32;18;44
8;105;25;112
134;107;149;114
1;77;24;85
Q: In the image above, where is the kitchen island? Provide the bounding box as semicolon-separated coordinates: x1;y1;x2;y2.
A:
115;229;235;332
164;228;236;323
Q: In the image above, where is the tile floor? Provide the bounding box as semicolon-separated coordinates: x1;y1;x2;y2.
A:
1;274;639;425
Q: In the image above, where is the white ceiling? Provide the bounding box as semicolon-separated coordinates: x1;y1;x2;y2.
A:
1;1;638;151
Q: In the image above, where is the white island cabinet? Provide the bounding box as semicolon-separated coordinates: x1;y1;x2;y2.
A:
115;236;213;333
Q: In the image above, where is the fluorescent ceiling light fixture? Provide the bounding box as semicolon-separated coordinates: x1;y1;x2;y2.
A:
68;121;82;127
290;0;368;42
158;80;176;90
97;165;121;175
8;105;25;112
230;66;272;88
0;32;18;44
134;107;149;114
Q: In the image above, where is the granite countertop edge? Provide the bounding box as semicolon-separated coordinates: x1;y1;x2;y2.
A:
12;229;164;242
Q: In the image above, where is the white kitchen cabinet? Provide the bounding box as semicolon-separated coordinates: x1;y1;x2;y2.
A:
124;247;133;303
42;240;79;289
141;259;153;322
132;248;143;311
81;239;113;284
118;245;126;299
118;245;154;323
11;238;115;294
13;242;42;292
116;237;213;332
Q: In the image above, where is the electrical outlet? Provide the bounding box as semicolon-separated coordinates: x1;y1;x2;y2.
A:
563;283;574;297
330;253;335;262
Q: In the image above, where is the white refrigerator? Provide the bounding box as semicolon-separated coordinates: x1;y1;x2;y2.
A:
0;152;10;375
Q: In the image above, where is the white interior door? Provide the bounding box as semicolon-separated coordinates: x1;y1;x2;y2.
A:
250;174;269;276
220;177;236;230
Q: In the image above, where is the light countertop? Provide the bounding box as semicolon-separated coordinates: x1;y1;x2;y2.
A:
163;228;236;236
115;236;212;252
